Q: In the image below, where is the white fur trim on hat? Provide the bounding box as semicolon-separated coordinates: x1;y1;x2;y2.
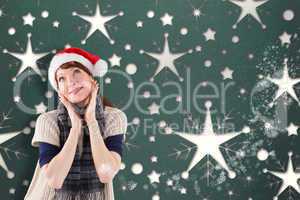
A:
93;59;108;77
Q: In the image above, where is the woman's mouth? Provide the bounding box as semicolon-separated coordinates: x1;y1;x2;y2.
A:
69;87;83;95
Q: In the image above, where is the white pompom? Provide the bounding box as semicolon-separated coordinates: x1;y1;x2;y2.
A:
93;59;108;77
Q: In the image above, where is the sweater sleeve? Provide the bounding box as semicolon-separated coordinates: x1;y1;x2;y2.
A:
31;113;60;148
103;108;127;141
38;142;61;168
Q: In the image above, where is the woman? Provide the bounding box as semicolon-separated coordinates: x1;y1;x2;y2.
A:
25;47;127;200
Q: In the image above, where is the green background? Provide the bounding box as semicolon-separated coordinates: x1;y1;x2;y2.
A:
0;0;299;199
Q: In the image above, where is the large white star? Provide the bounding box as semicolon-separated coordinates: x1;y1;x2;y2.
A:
229;0;269;29
0;131;23;178
4;33;48;78
171;101;249;178
268;152;300;197
143;33;187;81
267;58;300;104
74;2;120;43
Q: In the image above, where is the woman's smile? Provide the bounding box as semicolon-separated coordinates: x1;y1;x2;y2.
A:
69;86;83;95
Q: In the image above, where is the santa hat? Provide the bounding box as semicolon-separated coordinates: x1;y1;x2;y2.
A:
48;47;108;92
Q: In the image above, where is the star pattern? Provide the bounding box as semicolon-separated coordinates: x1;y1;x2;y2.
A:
229;0;269;29
268;152;300;197
74;1;119;43
143;33;187;81
4;33;48;78
170;101;249;178
267;58;300;104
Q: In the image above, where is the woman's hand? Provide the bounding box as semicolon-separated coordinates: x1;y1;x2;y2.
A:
58;91;82;133
84;79;99;124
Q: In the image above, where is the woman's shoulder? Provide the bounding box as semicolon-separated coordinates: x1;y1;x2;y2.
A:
31;110;60;148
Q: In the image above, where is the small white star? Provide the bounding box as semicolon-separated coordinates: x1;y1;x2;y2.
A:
193;8;202;18
149;136;156;142
203;28;216;41
136;20;143;28
22;13;35;26
147;170;161;184
279;31;292;45
124;44;131;51
221;67;234;80
14;96;21;103
52;21;60;28
166;179;173;186
108;54;122;67
150;155;158;162
160;13;173;26
286;123;299;136
148;102;160;115
180;188;187;194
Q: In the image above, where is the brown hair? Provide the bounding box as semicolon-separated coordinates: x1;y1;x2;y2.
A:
55;61;114;108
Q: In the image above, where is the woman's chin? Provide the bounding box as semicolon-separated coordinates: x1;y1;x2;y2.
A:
68;94;88;104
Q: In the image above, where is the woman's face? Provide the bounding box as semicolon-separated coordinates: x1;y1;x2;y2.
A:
56;66;94;104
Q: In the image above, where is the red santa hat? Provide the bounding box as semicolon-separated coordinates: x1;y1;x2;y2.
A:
48;47;108;91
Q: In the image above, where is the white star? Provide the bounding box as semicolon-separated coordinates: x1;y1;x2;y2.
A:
74;2;119;43
108;54;121;67
149;136;156;142
150;155;158;162
180;188;187;194
279;31;292;45
136;20;143;28
5;33;48;78
229;0;269;29
268;152;300;197
221;67;234;80
171;101;247;178
148;102;160;115
143;33;187;80
203;28;216;41
193;8;202;18
267;58;300;104
14;96;21;103
35;102;47;114
160;13;173;26
147;170;161;184
52;21;60;28
166;179;173;186
22;13;35;26
286;123;299;136
0;131;23;178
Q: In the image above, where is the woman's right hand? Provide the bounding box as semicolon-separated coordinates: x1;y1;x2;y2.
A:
58;91;82;135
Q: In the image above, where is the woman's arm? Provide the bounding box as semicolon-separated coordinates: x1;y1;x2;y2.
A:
42;126;81;189
88;120;121;183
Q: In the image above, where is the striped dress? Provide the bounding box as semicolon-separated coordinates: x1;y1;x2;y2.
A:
24;106;127;200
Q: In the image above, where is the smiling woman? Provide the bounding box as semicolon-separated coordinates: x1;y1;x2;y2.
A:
24;47;128;200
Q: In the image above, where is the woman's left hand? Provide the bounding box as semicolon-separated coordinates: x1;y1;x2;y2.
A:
84;79;99;124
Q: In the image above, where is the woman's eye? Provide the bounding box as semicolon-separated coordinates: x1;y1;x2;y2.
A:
74;69;80;73
58;77;64;82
